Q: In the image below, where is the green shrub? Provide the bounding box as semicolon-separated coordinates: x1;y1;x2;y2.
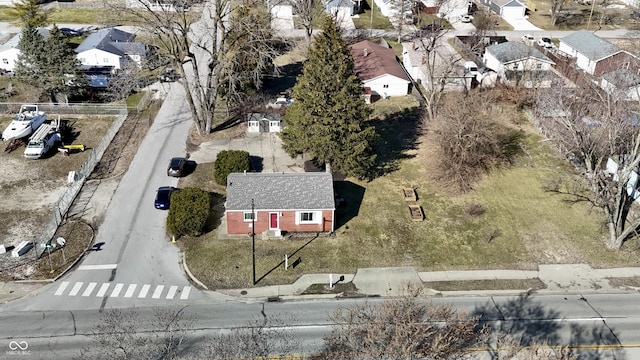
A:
214;150;250;185
167;187;210;237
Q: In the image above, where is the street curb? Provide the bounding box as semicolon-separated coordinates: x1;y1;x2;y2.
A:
181;251;208;290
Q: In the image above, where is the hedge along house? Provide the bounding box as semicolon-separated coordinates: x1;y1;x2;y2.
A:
225;172;336;237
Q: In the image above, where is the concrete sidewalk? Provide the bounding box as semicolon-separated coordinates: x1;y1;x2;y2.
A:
219;264;640;301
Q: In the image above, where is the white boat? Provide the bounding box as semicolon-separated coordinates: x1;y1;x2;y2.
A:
1;105;47;141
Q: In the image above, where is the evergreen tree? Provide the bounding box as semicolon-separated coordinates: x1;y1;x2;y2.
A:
42;26;87;102
10;0;48;28
279;17;377;178
14;23;46;89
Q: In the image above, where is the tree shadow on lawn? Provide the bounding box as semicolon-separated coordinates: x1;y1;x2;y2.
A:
333;181;366;231
370;106;423;178
263;62;303;97
472;294;625;359
204;192;225;233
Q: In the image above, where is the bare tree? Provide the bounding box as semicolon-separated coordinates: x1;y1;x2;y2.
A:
431;91;524;192
535;82;640;250
491;334;577;359
197;315;302;359
320;285;489;359
76;307;193;360
549;0;567;26
289;0;322;46
110;0;278;135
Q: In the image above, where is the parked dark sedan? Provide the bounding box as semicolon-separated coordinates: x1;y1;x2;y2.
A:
155;186;177;210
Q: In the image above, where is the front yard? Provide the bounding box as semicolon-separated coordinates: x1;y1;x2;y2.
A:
179;95;638;290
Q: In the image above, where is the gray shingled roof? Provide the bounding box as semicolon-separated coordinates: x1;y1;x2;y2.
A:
560;30;621;61
602;69;640;88
75;28;136;55
492;0;524;7
0;28;49;52
226;172;335;211
486;41;554;64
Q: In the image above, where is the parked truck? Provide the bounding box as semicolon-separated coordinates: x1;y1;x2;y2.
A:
23;121;61;159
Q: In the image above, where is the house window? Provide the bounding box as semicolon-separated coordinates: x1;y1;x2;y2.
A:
79;57;86;63
103;58;109;63
512;63;520;70
2;59;7;64
300;212;314;222
243;211;255;222
536;63;542;69
248;120;258;127
383;84;389;88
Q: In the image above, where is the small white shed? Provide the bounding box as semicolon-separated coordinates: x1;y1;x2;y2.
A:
247;113;284;133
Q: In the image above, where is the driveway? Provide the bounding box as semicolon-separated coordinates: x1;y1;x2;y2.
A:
189;133;306;173
502;16;542;31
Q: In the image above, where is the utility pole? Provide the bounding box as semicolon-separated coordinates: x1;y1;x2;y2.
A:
252;199;256;285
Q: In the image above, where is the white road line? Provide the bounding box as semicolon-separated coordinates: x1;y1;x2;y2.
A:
138;284;151;298
68;282;84;296
152;285;164;299
110;283;124;298
180;286;191;300
82;282;97;297
124;284;137;298
54;282;69;296
77;264;118;270
166;286;178;300
96;283;110;297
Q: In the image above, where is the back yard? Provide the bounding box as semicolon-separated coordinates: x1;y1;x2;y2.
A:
179;95;639;290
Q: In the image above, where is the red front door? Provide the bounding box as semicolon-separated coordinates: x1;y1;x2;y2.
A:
269;213;278;229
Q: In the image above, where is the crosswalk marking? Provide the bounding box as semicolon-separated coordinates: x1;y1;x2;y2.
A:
124;284;137;298
110;283;124;297
69;282;84;296
166;286;178;300
53;282;192;300
138;284;151;298
151;285;164;299
180;286;191;300
152;285;164;299
54;281;69;296
96;283;110;297
82;282;97;297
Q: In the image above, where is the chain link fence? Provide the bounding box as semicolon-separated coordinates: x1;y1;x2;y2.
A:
5;103;128;264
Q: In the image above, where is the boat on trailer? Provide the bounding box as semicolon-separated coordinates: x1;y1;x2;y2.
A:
1;105;47;141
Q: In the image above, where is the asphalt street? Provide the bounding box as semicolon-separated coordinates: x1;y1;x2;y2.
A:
1;293;640;358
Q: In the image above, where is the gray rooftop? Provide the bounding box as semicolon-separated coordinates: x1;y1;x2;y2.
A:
226;172;335;211
75;27;136;55
602;69;640;88
492;0;524;7
560;30;621;61
486;41;554;64
0;28;49;52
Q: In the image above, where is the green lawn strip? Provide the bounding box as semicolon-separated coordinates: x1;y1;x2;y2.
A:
352;0;394;30
425;278;546;291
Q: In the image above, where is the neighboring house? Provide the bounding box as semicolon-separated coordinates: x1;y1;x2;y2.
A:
483;41;556;87
225;172;336;236
0;28;49;72
558;30;640;76
247;113;284;133
75;28;146;71
268;0;294;30
401;40;472;92
600;69;640;101
126;0;190;11
325;0;359;19
478;0;526;19
350;40;411;99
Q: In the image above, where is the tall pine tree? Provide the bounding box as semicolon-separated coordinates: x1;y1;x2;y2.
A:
279;17;377;178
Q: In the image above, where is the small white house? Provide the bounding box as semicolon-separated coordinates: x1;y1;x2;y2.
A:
484;41;555;87
268;0;295;30
75;28;145;71
247;113;284;133
600;69;640;101
350;40;411;99
0;28;49;72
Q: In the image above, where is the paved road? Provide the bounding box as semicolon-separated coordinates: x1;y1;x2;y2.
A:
1;293;639;358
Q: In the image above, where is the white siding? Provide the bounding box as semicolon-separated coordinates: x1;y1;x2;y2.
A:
0;48;20;72
363;73;410;97
77;49;123;69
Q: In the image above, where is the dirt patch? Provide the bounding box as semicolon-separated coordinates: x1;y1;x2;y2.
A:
425;279;546;292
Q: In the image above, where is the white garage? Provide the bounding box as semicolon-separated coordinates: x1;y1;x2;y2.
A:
497;0;526;18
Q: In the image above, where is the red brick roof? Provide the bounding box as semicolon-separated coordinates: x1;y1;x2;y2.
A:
349;40;410;82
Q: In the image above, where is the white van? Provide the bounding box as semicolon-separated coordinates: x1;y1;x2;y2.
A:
464;61;478;75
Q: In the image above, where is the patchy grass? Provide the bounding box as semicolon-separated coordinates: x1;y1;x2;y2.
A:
179;93;639;290
352;0;394;30
525;0;632;30
425;278;546;291
608;277;640;288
